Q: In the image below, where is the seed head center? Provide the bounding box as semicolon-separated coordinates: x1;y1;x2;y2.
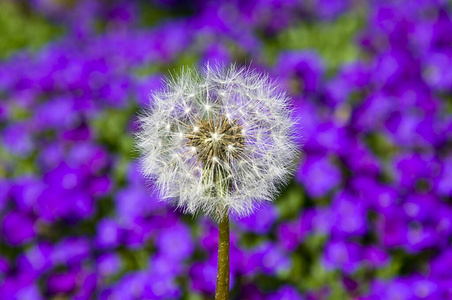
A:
186;115;245;166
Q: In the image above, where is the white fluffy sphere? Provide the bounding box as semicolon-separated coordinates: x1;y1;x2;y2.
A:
136;64;298;221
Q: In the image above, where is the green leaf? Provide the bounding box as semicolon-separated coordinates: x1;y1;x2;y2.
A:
0;2;63;60
263;11;365;70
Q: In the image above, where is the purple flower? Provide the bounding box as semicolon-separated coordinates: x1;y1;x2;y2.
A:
190;260;217;294
34;96;76;130
303;121;349;154
438;156;452;197
370;276;440;299
385;109;448;148
367;279;413;300
9;176;44;213
149;254;183;279
260;243;291;275
17;242;53;276
0;256;9;274
242;242;291;276
2;211;36;246
1;123;34;157
422;50;452;90
341;138;381;175
430;248;452;280
121;217;154;248
97;253;121;277
322;240;362;274
275;51;325;95
405;223;438;253
411;278;439;299
237;0;301;32
37;162;106;221
95;218;122;249
115;186;156;225
200;43;231;66
156;221;194;261
277;219;303;251
235;205;278;234
62;121;91;141
354;93;395;132
73;272;97;300
434;204;452;240
376;214;408;249
135;75;164;107
144;270;181;299
392;152;441;194
15;285;43;300
373;49;422;93
351;177;399;213
313;0;349;20
330;190;367;237
363;246;389;268
68;142;110;174
296;154;341;198
104;271;148;300
47;271;78;294
51;237;91;266
403;193;437;222
266;285;304;300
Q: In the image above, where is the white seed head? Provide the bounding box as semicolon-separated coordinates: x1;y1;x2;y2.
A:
136;64;299;221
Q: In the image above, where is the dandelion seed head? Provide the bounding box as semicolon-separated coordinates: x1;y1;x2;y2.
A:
136;64;299;221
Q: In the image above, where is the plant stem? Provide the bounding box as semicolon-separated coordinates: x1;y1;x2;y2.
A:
215;211;230;300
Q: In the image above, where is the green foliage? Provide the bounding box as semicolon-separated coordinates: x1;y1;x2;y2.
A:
263;11;365;70
277;181;305;219
0;2;63;60
92;106;136;156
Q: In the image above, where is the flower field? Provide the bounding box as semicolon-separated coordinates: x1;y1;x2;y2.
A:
1;0;452;299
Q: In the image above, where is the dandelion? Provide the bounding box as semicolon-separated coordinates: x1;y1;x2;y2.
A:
136;64;298;299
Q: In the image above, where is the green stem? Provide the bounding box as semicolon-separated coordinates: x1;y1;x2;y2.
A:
215;211;230;300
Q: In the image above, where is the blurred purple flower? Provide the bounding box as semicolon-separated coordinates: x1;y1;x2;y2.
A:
266;285;304;300
331;190;367;237
422;50;452;90
51;237;91;266
17;242;53;277
2;211;36;246
235;205;278;234
341;138;380;175
15;285;43;300
275;51;325;95
277;219;303;251
190;260;217;294
156;221;194;261
363;246;389;268
322;240;362;274
242;242;291;276
47;271;78;294
1;123;34;157
135;75;164;107
296;154;341;198
367;279;413;300
438;156;452;197
200;43;231;66
392;152;441;193
95;218;122;249
376;214;408;249
313;0;349;20
9;176;43;212
98;253;121;277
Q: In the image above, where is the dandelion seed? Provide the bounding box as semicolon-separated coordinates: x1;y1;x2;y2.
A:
136;64;298;221
136;64;298;299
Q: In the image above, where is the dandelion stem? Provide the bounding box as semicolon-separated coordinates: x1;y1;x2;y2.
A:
215;211;229;300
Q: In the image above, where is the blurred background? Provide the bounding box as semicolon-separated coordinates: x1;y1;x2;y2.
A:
1;0;452;299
